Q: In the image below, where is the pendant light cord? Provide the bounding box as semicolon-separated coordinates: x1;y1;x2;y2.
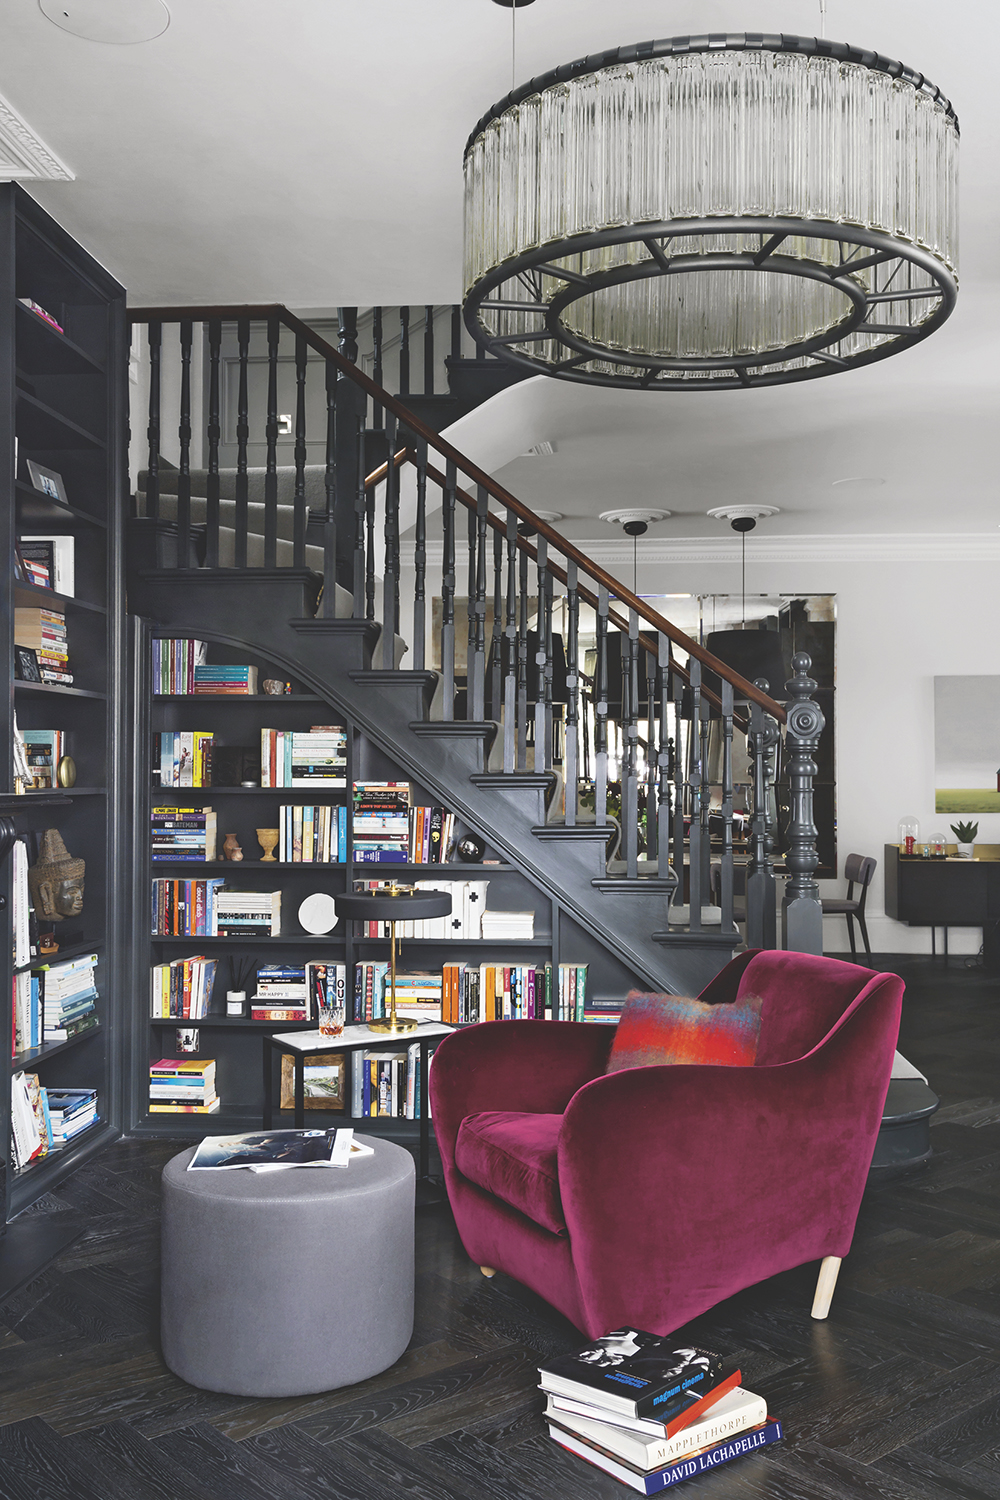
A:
742;527;746;628
819;0;827;38
512;2;516;89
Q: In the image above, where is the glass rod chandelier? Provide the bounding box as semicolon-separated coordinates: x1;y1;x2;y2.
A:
462;35;959;390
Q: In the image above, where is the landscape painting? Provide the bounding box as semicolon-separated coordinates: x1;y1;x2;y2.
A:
934;676;1000;813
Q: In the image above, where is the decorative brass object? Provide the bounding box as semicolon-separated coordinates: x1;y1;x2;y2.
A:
256;828;280;862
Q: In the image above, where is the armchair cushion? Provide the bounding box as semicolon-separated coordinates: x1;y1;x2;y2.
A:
606;991;763;1074
455;1110;566;1236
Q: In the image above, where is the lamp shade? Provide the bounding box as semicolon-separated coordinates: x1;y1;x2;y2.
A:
334;889;453;922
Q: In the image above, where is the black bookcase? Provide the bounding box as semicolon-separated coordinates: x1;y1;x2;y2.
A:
0;185;127;1292
125;625;646;1149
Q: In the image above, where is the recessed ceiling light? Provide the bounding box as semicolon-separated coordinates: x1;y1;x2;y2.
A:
39;0;170;44
830;476;886;488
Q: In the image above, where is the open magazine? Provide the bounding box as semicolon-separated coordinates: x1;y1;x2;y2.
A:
187;1126;374;1171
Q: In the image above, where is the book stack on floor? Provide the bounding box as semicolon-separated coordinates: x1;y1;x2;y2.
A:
46;1088;99;1147
148;1058;219;1114
15;606;71;683
40;953;99;1043
150;955;217;1018
152;877;227;936
152;638;206;694
155;731;213;787
262;726;346;787
277;803;347;861
21;729;66;790
540;1334;781;1493
18;535;74;595
194;662;258;695
353;782;410;863
350;1043;425;1119
214;889;281;937
151;806;218;862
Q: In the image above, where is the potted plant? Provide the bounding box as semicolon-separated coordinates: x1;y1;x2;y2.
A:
950;820;979;858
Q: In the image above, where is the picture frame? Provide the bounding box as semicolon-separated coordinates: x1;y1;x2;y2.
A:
26;460;69;506
280;1051;346;1111
14;646;42;683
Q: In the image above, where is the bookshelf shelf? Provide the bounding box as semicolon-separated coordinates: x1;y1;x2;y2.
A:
152;693;324;703
150;935;348;946
15;480;107;529
14;939;104;976
150;786;345;797
14;682;107;700
13;580;107;615
352;937;550;948
15;300;106;375
16;389;105;450
149;1016;315;1029
9;1024;102;1075
149;859;347;869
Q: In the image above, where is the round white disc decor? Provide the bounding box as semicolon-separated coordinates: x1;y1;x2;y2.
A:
297;893;338;935
39;0;170;44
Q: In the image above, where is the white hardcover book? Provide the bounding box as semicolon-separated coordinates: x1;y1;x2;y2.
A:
462;880;490;940
21;534;75;596
544;1387;768;1470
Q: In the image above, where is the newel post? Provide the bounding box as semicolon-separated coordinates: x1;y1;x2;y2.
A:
781;653;826;955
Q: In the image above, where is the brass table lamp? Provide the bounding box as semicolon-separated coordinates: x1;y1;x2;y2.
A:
334;883;453;1034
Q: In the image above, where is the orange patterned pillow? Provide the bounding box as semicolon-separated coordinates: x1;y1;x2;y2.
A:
605;991;763;1073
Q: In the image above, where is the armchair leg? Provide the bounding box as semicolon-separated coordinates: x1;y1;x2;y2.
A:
811;1256;842;1320
480;1266;497;1278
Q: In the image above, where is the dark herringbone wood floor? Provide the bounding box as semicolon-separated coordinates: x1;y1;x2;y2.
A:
2;955;1000;1499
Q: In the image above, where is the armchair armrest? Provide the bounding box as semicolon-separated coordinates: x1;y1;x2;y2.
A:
430;1020;614;1174
557;974;901;1338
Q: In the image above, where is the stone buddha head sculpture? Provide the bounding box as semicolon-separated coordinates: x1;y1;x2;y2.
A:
28;828;85;922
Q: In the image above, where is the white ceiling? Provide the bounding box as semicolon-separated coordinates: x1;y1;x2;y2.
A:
3;0;998;539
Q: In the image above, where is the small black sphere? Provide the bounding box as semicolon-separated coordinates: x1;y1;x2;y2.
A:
457;834;486;863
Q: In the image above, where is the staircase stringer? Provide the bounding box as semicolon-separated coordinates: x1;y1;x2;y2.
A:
135;570;738;994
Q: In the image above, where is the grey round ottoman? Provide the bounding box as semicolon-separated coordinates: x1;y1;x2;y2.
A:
160;1136;414;1396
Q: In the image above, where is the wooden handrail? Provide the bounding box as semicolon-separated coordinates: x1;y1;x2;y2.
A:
127;302;786;723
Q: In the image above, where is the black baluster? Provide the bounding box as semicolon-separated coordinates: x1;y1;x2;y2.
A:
670;666;685;908
353;421;367;617
699;696;712;914
581;690;591;785
424;305;435;395
720;678;735;932
234;317;250;569
451;305;462;363
469;487;488;722
365;463;376;621
441;459;457;720
517;545;529;769
490;524;502;721
656;638;671;874
594;585;609;827
323;353;337;617
205;319;221;568
746;683;776;948
336;308;362;600
623;611;639;879
503;511;517;771
564;562;579;826
534;538;552;772
292;330;308;568
145;320;161;522
372;306;384;430
465;499;477;722
412;438;428;669
176;320;193;568
383;413;399;669
398;306;410;396
644;645;657;863
782;654;826;953
263;313;280;567
689;657;704;932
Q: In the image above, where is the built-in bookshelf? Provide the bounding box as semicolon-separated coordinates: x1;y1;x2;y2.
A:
126;629;647;1144
0;184;126;1284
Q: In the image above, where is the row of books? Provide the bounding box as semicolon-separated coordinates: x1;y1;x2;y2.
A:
11;1073;98;1168
15;606;71;684
19;729;67;792
151;806;218;862
152;639;203;694
13;535;75;595
350;1044;426;1118
406;805;461;864
352;781;410;862
250;963;348;1022
261;727;346;787
155;731;214;787
148;1058;219;1114
150;956;218;1019
441;962;591;1023
539;1335;780;1494
277;803;347;862
192;664;259;694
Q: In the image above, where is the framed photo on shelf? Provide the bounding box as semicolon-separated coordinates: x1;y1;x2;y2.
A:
26;460;68;505
14;646;42;682
280;1052;346;1111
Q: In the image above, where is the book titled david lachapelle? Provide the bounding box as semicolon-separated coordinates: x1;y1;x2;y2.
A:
539;1332;724;1419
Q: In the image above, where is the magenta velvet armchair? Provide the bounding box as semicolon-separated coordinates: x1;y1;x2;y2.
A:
429;951;903;1340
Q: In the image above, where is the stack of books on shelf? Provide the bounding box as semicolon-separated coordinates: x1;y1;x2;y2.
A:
21;729;66;791
480;909;535;940
580;998;624;1025
148;1058;219;1114
406;805;459;863
350;1043;426;1119
17;535;74;595
214;889;281;937
46;1088;99;1147
278;803;347;862
40;953;99;1043
251;963;329;1022
540;1335;781;1493
390;971;443;1021
262;727;346;787
10;1071;50;1167
12;971;42;1055
152;877;227;936
150;955;218;1018
151;806;218;862
152;638;206;694
15;605;71;684
154;731;213;787
194;662;259;695
353;782;410;862
351;878;489;938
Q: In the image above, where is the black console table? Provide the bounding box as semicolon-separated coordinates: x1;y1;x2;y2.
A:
883;844;998;957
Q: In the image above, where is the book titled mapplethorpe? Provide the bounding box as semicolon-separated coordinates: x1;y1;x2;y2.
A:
187;1128;373;1171
539;1332;724;1419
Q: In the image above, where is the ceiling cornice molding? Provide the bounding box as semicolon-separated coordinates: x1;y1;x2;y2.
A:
417;534;1000;566
0;92;74;182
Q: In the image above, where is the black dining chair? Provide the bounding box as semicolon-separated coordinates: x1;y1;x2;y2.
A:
821;854;877;956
